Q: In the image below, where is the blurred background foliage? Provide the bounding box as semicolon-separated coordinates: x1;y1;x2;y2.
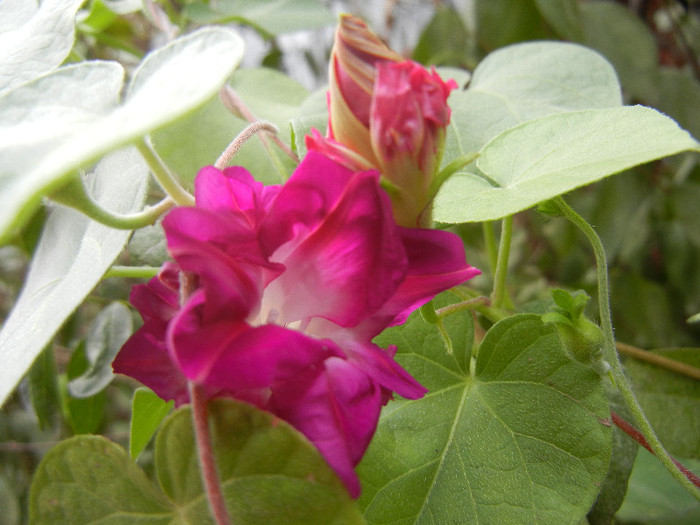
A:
1;1;700;523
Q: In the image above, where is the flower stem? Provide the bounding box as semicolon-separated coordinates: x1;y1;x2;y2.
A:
189;382;232;525
611;410;700;488
136;138;195;206
50;178;175;229
491;215;513;309
555;196;700;501
616;341;700;381
482;221;499;275
104;265;161;279
219;85;299;178
215;121;280;170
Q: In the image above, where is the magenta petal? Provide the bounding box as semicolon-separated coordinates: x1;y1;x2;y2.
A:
167;289;248;382
112;328;190;406
201;324;342;392
259;151;357;254
266;170;407;327
342;339;427;400
269;357;383;498
164;207;281;321
195;165;279;221
376;228;480;334
113;269;189;405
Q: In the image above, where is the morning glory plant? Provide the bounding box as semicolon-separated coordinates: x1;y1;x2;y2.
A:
1;2;699;524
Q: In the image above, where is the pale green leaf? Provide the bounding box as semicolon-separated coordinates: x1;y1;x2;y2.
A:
129;388;173;460
29;435;174;524
359;311;611;525
0;27;244;243
185;0;334;36
0;147;148;407
0;0;83;93
436;106;699;223
30;399;365;524
68;302;134;398
443;40;621;166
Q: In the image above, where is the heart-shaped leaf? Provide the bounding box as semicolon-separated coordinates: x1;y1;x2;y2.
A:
0;26;244;243
30;399;365;524
435;106;699;223
358;308;612;524
0;0;84;93
0;147;148;406
442;40;622;166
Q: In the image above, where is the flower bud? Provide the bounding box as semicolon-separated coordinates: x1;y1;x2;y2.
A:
324;15;457;228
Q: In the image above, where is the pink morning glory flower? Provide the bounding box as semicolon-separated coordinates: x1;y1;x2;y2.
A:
113;151;480;496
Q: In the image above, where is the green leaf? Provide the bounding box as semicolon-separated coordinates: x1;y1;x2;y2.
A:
127;222;168;267
359;312;611;524
413;7;471;67
30;399;365;524
152;67;308;185
0;147;148;407
0;472;20;525
436;106;699;223
29;435;174;524
475;0;549;51
129;388;173;460
0;0;84;93
27;345;61;431
0;26;245;243
533;0;585;41
623;348;700;459
579;0;659;102
587;381;638;524
443;40;622;168
68;302;133;398
615;448;700;524
64;341;106;435
184;0;334;37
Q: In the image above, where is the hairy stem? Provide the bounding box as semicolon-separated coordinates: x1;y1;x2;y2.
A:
136;138;195;206
616;341;700;381
491;215;513;309
50;178;175;229
555;196;700;500
215;121;280;170
189;382;232;525
219;85;299;179
611;410;700;488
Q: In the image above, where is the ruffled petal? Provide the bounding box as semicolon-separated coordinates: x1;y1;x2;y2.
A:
259;151;357;254
112;269;189;405
269;357;383;498
164;207;282;322
351;227;480;339
265;169;407;327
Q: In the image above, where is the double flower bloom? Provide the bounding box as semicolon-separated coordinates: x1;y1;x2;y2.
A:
114;15;480;497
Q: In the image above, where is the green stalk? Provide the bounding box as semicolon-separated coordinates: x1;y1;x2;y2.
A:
104;266;161;279
482;221;499;275
50;178;175;230
555;196;700;500
491;215;513;309
136;138;195;206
